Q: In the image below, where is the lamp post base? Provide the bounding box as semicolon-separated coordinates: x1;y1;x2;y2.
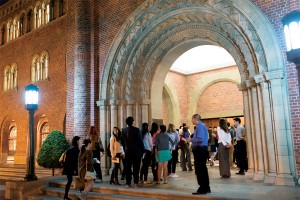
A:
24;174;37;181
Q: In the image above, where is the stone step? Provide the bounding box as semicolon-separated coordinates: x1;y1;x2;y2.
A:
0;166;60;181
37;186;159;200
48;180;231;200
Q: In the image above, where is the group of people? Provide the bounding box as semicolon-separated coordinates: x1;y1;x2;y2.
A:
61;115;247;200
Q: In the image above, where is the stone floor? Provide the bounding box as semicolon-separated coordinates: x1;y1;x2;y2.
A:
97;164;300;200
1;162;300;200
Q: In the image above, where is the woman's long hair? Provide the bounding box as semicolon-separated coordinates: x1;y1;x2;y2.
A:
219;118;228;133
113;127;121;142
88;126;99;141
141;123;149;139
150;122;158;136
167;123;176;133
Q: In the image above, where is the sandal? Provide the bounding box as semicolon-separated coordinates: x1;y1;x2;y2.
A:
164;181;168;184
156;182;160;184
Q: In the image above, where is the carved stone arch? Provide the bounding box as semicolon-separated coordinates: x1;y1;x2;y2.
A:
101;0;277;102
99;0;295;184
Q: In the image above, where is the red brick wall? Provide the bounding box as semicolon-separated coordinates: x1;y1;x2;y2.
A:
196;81;243;116
164;66;242;127
0;0;68;164
251;0;300;176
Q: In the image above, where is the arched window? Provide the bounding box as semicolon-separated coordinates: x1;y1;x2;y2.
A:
31;56;40;82
6;20;12;42
27;9;32;32
19;13;25;36
40;52;49;80
4;67;11;91
11;65;17;88
9;126;17;152
13;17;19;39
1;24;5;45
58;0;64;16
35;4;42;28
40;122;49;144
43;1;50;24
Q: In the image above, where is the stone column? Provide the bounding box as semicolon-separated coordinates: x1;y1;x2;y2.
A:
126;100;134;117
110;100;119;132
255;75;277;184
238;83;254;172
97;100;109;174
250;76;266;181
141;99;150;125
245;79;259;176
265;71;295;186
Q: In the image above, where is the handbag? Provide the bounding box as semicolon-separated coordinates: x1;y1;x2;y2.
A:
84;160;96;180
207;146;211;152
59;151;66;165
74;176;84;190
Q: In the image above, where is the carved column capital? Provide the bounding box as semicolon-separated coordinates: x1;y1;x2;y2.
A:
109;99;120;106
254;74;266;84
245;79;256;88
96;99;108;106
237;83;247;91
125;99;135;105
140;99;151;105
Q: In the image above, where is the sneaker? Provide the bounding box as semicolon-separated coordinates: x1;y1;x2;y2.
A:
125;184;131;188
172;174;179;178
133;184;139;188
168;174;173;177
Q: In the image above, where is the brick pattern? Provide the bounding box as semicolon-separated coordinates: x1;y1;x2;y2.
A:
251;0;300;176
197;81;243;116
163;67;242;127
0;15;68;163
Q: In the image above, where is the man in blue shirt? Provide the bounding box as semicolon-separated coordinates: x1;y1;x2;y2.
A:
186;114;210;195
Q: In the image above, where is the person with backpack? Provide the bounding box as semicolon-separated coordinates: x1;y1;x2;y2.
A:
62;136;80;200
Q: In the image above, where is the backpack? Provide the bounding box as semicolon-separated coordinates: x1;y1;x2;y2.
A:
106;143;111;158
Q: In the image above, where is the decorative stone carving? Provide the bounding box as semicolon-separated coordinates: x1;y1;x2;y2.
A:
101;0;268;102
237;83;247;91
245;79;256;88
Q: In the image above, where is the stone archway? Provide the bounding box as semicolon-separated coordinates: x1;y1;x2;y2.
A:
99;0;295;185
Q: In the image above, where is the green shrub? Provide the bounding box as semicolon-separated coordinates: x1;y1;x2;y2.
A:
37;130;70;174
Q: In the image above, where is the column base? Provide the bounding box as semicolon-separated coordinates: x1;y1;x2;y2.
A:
245;169;254;179
253;171;265;181
275;174;295;186
24;174;38;181
264;173;276;184
6;179;47;200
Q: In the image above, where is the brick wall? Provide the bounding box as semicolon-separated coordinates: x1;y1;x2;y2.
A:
163;66;242;127
0;0;68;164
251;0;300;176
196;81;243;117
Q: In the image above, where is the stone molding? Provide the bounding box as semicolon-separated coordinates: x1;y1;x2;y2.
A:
265;70;285;81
